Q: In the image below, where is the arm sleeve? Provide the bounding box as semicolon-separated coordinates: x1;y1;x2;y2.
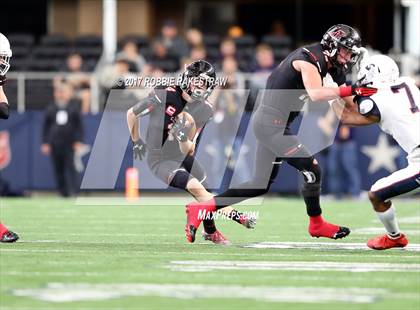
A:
132;90;162;117
357;97;381;119
0;102;9;119
299;48;323;73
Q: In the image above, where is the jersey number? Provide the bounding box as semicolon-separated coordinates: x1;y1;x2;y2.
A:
391;83;419;113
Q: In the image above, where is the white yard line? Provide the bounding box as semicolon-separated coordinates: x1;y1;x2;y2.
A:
167;260;420;273
353;228;420;235
2;271;100;277
243;241;420;252
398;216;420;224
12;283;388;303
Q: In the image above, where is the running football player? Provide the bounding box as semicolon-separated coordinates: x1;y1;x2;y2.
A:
185;24;377;242
0;32;19;243
127;60;256;245
330;54;419;250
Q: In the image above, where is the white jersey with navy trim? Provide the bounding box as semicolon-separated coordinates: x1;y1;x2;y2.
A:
360;77;420;155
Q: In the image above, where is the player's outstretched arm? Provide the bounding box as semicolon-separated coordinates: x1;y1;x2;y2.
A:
127;107;140;142
330;97;378;126
295;61;377;102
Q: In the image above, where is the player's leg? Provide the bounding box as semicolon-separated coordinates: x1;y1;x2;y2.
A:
185;142;279;242
151;159;227;243
182;155;256;229
167;166;229;244
366;164;420;250
184;177;230;245
0;222;19;243
285;155;350;239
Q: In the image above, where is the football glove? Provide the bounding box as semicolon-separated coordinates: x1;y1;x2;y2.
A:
132;138;147;160
339;83;377;98
171;114;192;142
0;75;6;86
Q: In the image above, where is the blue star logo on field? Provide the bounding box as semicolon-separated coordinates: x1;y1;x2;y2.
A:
361;134;400;173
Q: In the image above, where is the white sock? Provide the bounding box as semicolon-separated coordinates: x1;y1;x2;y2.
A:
376;204;400;238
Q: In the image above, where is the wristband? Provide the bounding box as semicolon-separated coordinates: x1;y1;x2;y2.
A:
339;85;352;98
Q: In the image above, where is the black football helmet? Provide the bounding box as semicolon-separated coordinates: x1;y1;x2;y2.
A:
180;60;216;100
321;24;362;72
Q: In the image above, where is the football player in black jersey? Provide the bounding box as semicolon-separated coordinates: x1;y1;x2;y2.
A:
0;32;19;243
185;25;377;242
127;60;256;245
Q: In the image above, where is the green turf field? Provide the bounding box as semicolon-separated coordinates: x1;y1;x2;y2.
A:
0;197;419;310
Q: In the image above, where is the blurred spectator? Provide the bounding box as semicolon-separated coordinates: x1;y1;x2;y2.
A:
185;28;204;48
189;45;207;62
41;83;83;197
228;25;244;38
210;57;249;183
151;40;169;60
97;55;138;97
326;124;362;199
219;38;237;60
247;44;276;110
116;40;146;73
64;52;86;73
158;19;188;59
60;52;91;114
221;57;246;91
271;20;291;39
149;39;179;72
249;44;276;73
112;56;139;89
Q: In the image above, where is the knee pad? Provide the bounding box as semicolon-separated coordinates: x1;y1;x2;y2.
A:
301;158;321;184
169;169;193;190
300;158;321;197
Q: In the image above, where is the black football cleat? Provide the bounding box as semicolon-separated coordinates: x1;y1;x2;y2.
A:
239;214;257;229
0;230;19;243
332;226;351;239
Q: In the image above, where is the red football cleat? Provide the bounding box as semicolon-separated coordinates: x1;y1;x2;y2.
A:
185;199;217;243
202;230;231;245
309;215;350;239
0;230;19;243
367;233;408;250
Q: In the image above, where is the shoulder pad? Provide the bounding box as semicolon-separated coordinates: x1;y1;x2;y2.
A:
358;97;375;115
302;47;322;73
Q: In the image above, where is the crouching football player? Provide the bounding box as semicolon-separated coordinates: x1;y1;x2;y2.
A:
330;54;420;250
0;32;19;243
127;60;256;245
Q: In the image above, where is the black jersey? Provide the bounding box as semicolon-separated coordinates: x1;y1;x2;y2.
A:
134;85;213;159
259;43;346;124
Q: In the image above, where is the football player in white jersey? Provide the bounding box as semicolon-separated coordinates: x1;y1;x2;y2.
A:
330;54;420;250
0;32;19;242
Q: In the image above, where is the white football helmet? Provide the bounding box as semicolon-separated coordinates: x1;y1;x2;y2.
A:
357;54;399;88
0;33;12;75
